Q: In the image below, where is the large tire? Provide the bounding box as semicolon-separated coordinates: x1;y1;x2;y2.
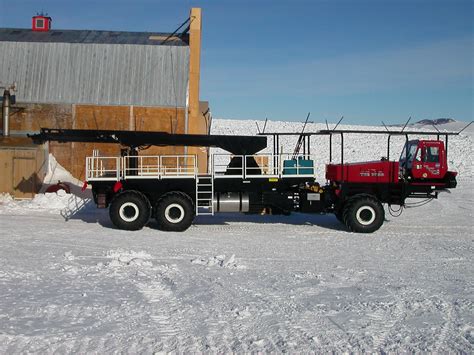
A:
342;195;384;233
109;191;151;231
154;192;195;232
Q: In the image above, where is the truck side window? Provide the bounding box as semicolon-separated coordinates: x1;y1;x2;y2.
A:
425;146;439;163
415;148;421;162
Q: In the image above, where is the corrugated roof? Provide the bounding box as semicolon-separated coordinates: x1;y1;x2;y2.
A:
0;28;189;46
0;41;190;107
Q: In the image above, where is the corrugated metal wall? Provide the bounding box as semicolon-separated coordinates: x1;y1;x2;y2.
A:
0;42;189;107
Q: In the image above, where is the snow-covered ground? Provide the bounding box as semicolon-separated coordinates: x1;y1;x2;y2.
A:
0;119;472;352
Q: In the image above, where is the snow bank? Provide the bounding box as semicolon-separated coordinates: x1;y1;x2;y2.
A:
191;254;246;269
0;193;13;204
0;154;92;216
42;153;83;188
104;249;154;267
0;190;90;215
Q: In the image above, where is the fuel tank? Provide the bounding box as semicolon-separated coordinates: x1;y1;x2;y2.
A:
213;192;250;212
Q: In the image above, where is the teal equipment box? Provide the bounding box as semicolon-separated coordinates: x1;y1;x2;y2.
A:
283;158;314;175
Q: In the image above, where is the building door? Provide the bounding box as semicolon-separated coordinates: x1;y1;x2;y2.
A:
13;156;37;199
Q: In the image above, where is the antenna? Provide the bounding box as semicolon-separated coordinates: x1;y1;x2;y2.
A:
262;118;268;134
332;116;344;131
400;117;411;133
325;119;330;131
431;123;440;133
255;121;261;134
457;121;473;134
381;121;391;132
292;112;311;158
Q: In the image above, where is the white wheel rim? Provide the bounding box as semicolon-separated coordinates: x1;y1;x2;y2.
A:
119;202;139;222
165;203;185;224
356;206;376;226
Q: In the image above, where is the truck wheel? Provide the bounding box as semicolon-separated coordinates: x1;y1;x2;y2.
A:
109;191;151;231
155;192;195;232
343;196;384;233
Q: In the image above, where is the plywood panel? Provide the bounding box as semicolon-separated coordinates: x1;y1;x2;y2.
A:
74;105;130;130
13;157;35;198
9;103;73;132
0;150;14;193
0;147;46;197
134;106;186;133
36;147;48;184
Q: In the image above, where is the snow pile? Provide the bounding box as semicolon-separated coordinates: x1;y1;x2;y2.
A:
104;249;154;268
29;189;71;209
0;193;13;204
191;254;246;269
0;154;93;215
0;190;91;216
42;153;83;188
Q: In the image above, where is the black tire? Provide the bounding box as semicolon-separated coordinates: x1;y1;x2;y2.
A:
342;196;384;233
109;191;151;231
154;192;195;232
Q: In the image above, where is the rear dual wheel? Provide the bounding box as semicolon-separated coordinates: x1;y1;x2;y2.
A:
109;191;151;231
154;192;195;232
341;196;384;233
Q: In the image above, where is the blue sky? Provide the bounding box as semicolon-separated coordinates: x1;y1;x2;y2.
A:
0;0;472;125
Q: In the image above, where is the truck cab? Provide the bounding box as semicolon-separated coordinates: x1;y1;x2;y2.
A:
399;139;456;187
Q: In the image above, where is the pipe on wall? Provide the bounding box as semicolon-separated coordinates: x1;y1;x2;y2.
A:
2;89;10;137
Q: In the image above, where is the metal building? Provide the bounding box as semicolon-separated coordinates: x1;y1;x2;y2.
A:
0;8;209;187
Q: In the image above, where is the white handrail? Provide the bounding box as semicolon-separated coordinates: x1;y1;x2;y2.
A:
85;152;317;181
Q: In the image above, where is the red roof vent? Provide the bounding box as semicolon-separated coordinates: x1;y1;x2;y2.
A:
32;14;52;32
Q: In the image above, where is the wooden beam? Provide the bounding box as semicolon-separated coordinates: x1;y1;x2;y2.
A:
188;7;202;134
187;7;208;172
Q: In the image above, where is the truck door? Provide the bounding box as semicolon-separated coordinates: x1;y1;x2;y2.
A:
411;141;447;180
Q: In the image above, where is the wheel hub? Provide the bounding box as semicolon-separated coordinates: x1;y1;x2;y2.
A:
356;206;376;225
164;203;185;224
119;202;139;222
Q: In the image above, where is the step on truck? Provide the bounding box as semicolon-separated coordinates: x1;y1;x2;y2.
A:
29;126;461;233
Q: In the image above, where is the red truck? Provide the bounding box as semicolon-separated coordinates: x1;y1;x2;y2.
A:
30;127;460;233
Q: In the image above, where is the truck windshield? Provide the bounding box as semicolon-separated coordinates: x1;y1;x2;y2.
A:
400;141;419;165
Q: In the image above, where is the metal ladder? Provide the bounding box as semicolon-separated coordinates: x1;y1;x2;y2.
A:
195;175;214;216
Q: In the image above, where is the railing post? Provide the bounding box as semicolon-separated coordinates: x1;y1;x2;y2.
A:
116;157;120;180
156;156;159;178
211;154;214;179
279;154;282;178
159;156;162;178
123;156;127;179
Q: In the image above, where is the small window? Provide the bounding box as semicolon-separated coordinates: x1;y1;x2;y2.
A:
424;146;439;163
36;18;45;28
414;148;422;162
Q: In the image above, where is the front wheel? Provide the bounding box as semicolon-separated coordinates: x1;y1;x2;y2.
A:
109;191;151;231
154;192;195;232
343;196;384;233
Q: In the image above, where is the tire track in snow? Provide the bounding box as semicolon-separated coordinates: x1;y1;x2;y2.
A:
367;300;405;350
136;279;181;339
433;297;455;351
